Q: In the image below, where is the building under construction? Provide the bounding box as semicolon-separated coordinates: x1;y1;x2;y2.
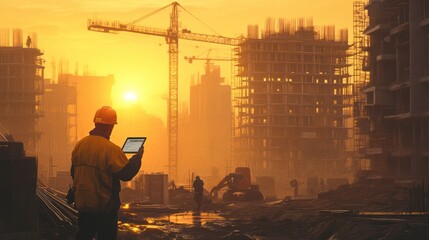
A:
188;62;232;185
363;0;429;178
38;77;77;189
352;1;371;173
60;73;115;140
0;29;44;155
37;71;113;189
234;19;352;196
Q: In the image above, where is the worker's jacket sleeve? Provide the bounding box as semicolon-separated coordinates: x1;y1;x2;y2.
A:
107;146;129;174
71;135;138;213
113;153;142;181
70;164;74;178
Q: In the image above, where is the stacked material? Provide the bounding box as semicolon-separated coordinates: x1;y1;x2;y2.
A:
36;187;78;227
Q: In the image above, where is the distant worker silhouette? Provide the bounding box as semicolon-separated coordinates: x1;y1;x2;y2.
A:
70;106;144;240
193;175;204;213
290;179;299;198
26;36;31;48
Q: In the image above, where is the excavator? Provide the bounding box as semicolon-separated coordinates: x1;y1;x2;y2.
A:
210;167;263;202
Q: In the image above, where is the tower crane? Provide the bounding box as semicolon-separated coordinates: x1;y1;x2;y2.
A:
185;55;233;80
184;55;232;64
87;2;243;182
184;49;233;64
184;49;233;76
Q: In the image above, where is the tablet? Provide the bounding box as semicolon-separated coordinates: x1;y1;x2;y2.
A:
122;137;146;153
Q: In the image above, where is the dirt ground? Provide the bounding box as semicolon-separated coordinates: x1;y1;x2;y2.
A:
116;201;429;240
37;179;429;240
116;180;429;240
117;205;310;240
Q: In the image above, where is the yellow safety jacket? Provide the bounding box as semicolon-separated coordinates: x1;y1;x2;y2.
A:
71;135;128;213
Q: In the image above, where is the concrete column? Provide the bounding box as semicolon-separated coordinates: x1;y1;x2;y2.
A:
409;0;425;176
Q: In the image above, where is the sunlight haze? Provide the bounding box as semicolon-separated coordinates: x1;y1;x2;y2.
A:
0;0;354;123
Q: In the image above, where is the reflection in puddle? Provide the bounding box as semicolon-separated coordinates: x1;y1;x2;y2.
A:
119;211;225;233
163;212;225;225
119;222;163;234
122;203;130;209
358;211;429;216
147;218;156;224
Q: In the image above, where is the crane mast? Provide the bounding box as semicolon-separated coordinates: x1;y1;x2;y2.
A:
167;3;179;182
87;2;242;182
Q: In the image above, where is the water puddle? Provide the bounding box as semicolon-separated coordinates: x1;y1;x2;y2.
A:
118;221;163;234
160;212;225;225
119;211;225;233
358;211;429;216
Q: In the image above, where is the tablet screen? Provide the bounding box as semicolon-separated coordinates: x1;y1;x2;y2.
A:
122;137;146;153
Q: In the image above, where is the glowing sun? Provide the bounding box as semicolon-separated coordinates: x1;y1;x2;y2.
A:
124;92;138;102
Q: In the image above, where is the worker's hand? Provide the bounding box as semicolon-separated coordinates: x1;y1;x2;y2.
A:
136;145;144;159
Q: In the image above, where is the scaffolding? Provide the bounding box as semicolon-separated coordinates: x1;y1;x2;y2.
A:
234;18;352;192
353;1;371;171
363;0;429;178
0;29;44;155
230;46;240;173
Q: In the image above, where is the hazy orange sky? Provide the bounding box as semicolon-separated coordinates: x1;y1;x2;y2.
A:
0;0;356;124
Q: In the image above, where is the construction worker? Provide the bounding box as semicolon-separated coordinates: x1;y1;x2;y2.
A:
71;106;143;240
290;179;299;198
193;175;204;212
26;36;31;48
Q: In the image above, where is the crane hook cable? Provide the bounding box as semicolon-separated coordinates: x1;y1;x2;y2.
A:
177;3;220;36
129;2;173;25
128;2;222;38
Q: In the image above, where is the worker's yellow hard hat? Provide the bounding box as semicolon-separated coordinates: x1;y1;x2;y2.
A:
93;106;117;125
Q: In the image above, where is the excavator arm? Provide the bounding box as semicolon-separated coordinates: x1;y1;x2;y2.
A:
209;173;244;200
209;174;231;199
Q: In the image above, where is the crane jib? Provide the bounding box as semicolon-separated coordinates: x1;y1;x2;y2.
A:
88;19;242;46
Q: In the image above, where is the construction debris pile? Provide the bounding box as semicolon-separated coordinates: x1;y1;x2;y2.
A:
219;180;429;240
317;180;409;212
168;186;195;209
